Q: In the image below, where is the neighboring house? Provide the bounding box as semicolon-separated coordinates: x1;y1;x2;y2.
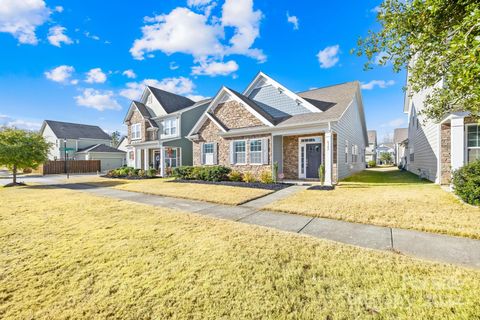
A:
376;143;395;164
404;84;479;184
365;130;377;163
40;120;126;171
123;85;210;175
116;136;128;152
393;128;408;166
187;72;368;185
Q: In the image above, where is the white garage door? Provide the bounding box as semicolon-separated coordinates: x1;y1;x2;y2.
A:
100;158;124;171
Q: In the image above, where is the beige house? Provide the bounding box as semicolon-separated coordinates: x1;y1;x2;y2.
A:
188;72;368;185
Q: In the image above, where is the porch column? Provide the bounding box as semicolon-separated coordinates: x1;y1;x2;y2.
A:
451;115;465;171
143;148;149;170
159;146;165;177
324;131;333;186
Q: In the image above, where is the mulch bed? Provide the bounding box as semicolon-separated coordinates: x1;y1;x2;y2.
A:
4;182;27;187
170;179;293;191
307;185;335;191
100;175;161;180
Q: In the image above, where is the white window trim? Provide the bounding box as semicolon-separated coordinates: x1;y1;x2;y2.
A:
162;117;179;138
466;123;480;163
297;136;323;179
203;143;215;165
249;139;263;165
131;123;141;140
233;140;247;165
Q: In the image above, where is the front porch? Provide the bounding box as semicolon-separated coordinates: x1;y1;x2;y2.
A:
272;131;338;185
132;144;181;176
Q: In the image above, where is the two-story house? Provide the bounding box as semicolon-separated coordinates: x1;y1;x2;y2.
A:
404;83;479;184
393;128;408;166
187;72;368;185
123;85;210;175
365;130;377;163
40;120;126;171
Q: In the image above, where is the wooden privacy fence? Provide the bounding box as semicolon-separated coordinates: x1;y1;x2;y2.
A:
37;160;101;175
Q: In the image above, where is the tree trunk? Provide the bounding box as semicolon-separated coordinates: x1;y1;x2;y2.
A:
12;164;17;185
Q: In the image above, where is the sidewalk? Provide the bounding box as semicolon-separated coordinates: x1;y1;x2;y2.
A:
56;183;480;269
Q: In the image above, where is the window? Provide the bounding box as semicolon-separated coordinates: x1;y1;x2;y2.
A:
467;125;480;163
164;148;179;168
131;123;141;140
345;141;349;163
203;143;214;165
163;118;178;137
351;145;358;163
410;147;415;162
234;140;246;164
250;139;262;164
301;146;305;174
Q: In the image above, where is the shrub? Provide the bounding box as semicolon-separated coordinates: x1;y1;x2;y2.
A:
273;162;279;183
243;172;256;183
318;164;325;185
368;160;377;168
452;160;480;206
172;165;231;182
137;169;146;178
202;166;231;182
147;168;157;177
259;170;274;184
173;166;195;180
228;170;243;182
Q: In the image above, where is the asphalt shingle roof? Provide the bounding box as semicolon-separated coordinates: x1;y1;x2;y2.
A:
44;120;111;140
147;86;195;114
393;128;408;143
77;144;126;153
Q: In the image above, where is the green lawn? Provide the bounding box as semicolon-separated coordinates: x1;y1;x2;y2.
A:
265;167;480;239
1;186;480;319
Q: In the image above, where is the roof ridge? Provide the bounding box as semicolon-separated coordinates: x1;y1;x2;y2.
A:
297;81;359;94
45;119;101;128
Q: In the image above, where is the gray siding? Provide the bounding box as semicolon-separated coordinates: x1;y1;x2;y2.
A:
332;94;367;180
249;84;310;118
272;135;283;173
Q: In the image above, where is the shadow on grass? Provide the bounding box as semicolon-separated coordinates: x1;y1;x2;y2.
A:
25;180;129;190
340;167;433;186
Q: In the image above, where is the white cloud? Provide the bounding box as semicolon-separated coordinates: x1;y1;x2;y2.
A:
169;61;179;70
361;80;395;90
0;0;51;44
122;69;136;79
130;7;224;60
317;45;340;69
286;12;299;30
84;31;100;40
221;0;265;62
187;94;209;102
85;68;107;83
120;77;196;101
45;65;75;83
47;25;73;47
54;6;63;13
381;117;406;128
75;89;121;111
191;59;238;76
371;6;381;13
0;115;42;130
130;0;266;69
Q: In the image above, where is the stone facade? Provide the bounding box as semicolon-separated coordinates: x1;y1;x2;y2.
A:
126;109;156;144
213;101;266;129
440;123;451;185
192;118;271;176
282;133;328;180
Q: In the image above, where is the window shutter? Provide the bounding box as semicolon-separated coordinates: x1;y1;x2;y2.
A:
213;143;218;165
229;141;235;164
262;138;269;164
200;142;204;165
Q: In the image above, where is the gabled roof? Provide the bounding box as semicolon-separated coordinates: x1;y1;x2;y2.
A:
133;101;153;118
123;101;159;128
41;120;111;140
228;88;284;125
77;144;126;153
147;86;195;114
367;130;377;144
393;128;408;143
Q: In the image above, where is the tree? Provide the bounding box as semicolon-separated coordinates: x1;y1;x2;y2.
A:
353;0;480;120
380;152;393;164
111;131;121;147
0;127;51;185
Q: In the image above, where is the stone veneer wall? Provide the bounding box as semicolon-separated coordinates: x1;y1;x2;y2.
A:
282;133;326;179
440;123;451;185
127;109;155;144
213;101;266;129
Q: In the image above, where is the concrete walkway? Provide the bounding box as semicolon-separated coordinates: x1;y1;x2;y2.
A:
55;183;480;269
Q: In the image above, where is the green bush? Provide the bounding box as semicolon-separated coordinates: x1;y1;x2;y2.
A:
243;172;256;183
147;168;157;177
172;166;231;182
259;170;274;184
228;170;243;182
368;160;377;168
452;160;480;206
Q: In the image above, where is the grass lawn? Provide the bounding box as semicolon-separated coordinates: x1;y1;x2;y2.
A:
265;167;480;239
65;176;273;205
1;186;479;319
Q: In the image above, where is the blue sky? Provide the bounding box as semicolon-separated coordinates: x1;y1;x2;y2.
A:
0;0;407;141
